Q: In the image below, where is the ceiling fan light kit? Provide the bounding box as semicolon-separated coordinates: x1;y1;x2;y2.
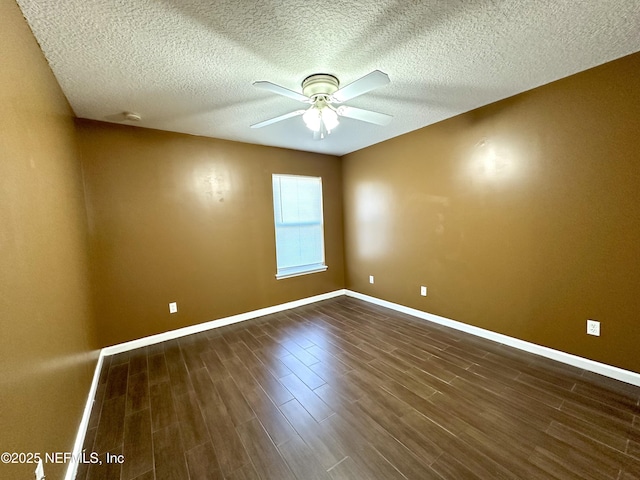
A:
302;103;339;138
301;74;340;138
251;70;392;140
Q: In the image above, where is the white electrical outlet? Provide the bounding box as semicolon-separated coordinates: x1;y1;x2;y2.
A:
369;275;374;284
420;286;427;296
169;302;178;314
587;319;600;336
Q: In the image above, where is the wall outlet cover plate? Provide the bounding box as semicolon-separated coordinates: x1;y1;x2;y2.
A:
587;319;600;336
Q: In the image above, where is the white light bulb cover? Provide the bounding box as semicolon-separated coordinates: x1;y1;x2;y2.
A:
321;108;339;131
303;107;322;132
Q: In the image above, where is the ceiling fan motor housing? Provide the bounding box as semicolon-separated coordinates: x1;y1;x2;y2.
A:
302;74;339;98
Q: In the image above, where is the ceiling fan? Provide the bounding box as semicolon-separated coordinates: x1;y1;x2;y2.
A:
251;70;392;140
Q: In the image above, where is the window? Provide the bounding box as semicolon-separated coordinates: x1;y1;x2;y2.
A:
272;174;327;279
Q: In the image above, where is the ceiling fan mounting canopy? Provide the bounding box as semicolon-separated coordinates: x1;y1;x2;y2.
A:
301;74;339;98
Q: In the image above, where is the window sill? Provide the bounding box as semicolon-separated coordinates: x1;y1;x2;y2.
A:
276;265;328;280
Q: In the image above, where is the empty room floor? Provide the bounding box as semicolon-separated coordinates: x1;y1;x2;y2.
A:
78;296;640;480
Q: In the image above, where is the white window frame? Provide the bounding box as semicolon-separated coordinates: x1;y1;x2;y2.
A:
272;174;328;279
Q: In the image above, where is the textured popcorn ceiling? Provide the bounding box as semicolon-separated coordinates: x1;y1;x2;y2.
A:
16;0;640;156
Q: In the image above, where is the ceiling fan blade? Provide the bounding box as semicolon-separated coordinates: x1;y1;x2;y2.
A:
250;109;306;128
253;81;309;103
337;106;393;126
331;70;390;103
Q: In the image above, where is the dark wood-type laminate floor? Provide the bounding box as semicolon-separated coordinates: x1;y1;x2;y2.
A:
78;296;640;480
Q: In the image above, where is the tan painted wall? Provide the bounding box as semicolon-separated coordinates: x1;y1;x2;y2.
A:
0;2;97;479
77;121;345;347
343;52;640;373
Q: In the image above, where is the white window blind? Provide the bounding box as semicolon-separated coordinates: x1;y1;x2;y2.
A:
272;174;327;279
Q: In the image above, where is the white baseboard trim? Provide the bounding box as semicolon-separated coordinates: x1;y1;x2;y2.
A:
65;350;105;480
345;290;640;387
102;289;346;356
